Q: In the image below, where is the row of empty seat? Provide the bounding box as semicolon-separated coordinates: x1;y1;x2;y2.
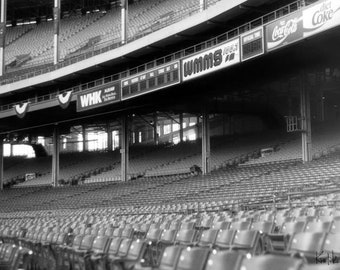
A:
4;0;222;72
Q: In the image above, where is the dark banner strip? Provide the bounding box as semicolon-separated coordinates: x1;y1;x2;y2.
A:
77;81;121;112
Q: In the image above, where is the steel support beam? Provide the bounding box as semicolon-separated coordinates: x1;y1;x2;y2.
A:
202;111;211;174
82;125;86;152
121;0;128;44
179;113;184;143
52;126;60;187
53;0;60;64
121;115;129;181
107;122;113;151
0;0;7;76
300;73;312;163
153;113;159;145
0;136;3;190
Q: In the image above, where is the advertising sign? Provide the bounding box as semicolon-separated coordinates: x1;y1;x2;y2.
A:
182;38;240;82
121;61;180;100
77;81;120;112
266;10;303;51
241;27;264;61
303;0;340;38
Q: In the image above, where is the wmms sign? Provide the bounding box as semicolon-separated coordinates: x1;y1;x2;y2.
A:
77;82;121;112
182;38;240;82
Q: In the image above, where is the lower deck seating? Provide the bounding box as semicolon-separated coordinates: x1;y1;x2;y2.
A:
1;198;340;270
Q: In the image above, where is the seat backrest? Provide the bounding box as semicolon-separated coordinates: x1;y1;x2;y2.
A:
121;227;134;238
40;232;49;242
3;245;16;261
140;223;151;232
330;220;340;234
281;221;306;235
204;250;244;270
176;247;210;270
176;229;197;245
231;230;262;255
72;235;84;249
146;228;163;242
105;227;115;236
198;229;219;246
45;232;54;243
108;237;123;255
215;229;237;248
113;228;124;237
92;236;110;254
125;239;147;260
56;233;67;245
158;245;183;270
251;222;275;234
32;231;41;241
79;234;95;250
288;232;326;255
212;221;230;230
323;233;340;255
117;238;132;257
232;230;260;247
240;254;304;270
97;228;106;236
304;221;332;233
180;222;196;230
230;221;252;231
160;229;177;243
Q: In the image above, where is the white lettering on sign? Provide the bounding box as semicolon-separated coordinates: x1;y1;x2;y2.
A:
182;38;240;81
80;90;102;107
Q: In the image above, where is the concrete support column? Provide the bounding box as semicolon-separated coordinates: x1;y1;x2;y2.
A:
153;114;158;145
0;136;3;190
121;115;129;181
179;113;184;143
0;0;7;76
82;125;86;152
170;120;173;143
52;126;60;187
121;0;128;44
53;0;60;64
199;0;207;11
202;111;211;175
196;116;201;139
107;123;112;151
300;73;312;163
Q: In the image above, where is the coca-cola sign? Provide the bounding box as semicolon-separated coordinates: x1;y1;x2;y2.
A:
303;0;340;38
266;11;303;51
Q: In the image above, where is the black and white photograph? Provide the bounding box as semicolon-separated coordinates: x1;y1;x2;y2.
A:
0;0;339;269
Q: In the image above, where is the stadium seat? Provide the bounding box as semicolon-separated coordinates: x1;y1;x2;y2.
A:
204;250;244;270
214;229;237;249
287;232;326;263
176;247;210;270
240;254;304;270
196;229;219;247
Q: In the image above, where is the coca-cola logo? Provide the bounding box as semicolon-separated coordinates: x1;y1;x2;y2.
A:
272;18;298;42
312;2;334;27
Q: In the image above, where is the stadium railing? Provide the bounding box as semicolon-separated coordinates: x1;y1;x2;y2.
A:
0;0;315;87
